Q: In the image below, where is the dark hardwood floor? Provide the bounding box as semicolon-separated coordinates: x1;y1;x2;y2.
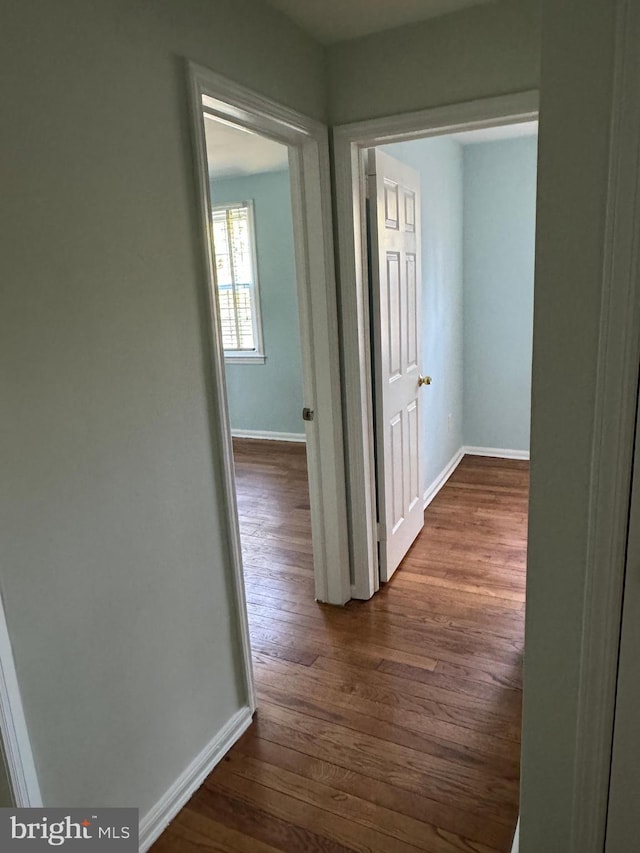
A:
152;440;528;853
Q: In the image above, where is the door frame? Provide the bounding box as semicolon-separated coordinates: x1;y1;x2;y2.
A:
187;67;352;718
332;90;539;600
570;0;640;848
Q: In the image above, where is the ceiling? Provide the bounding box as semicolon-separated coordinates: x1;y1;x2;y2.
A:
261;0;495;45
204;116;289;179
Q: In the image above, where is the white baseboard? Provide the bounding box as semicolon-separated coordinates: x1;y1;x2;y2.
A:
231;429;306;443
139;705;253;852
421;444;529;511
464;445;530;461
511;817;520;853
423;447;465;509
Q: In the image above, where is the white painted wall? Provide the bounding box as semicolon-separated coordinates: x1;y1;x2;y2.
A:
521;0;618;849
327;0;541;124
0;0;324;818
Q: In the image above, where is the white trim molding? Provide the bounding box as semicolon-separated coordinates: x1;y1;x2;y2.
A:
464;446;530;461
423;448;465;510
231;429;306;443
139;706;253;852
422;447;529;511
0;593;42;807
332;90;539;602
570;2;640;851
511;818;520;853
188;64;350;615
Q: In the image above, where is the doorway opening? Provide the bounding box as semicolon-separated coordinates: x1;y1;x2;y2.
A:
187;64;350;726
188;63;349;664
334;99;539;852
367;121;537;582
368;122;537;851
203;112;317;656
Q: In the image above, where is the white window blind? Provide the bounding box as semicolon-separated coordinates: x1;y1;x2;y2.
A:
211;202;263;357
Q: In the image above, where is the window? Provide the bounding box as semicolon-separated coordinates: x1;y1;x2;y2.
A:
211;201;265;362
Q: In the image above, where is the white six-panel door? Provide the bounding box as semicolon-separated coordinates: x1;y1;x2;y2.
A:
367;149;424;582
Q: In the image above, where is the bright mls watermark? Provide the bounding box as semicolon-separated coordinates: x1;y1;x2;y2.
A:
0;809;138;851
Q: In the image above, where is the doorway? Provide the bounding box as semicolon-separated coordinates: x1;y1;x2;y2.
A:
334;97;539;853
333;90;539;601
187;66;351;673
203;113;317;653
367;122;537;583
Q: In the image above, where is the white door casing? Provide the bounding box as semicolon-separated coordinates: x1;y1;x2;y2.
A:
188;62;351;711
367;149;424;581
604;388;640;852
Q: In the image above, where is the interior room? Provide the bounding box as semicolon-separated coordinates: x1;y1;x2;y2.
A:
204;115;315;607
206;119;305;442
377;122;537;490
2;3;638;853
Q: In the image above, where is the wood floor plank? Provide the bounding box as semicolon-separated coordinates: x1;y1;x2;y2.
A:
253;701;518;818
236;736;513;851
151;808;283;853
250;627;439;674
246;607;521;674
191;785;355;853
217;751;499;853
208;763;427;853
150;446;526;853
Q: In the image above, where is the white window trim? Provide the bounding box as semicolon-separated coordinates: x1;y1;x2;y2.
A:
212;199;266;364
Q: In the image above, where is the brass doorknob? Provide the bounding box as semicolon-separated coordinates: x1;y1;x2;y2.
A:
418;375;432;387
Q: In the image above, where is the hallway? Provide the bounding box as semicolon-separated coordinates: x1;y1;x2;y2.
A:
152;441;527;853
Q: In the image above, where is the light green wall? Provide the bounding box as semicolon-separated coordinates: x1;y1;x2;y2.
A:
520;0;616;849
0;0;324;815
210;170;304;435
381;137;465;491
327;0;541;124
463;136;537;452
381;134;536;489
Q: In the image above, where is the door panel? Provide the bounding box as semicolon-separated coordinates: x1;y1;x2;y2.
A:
407;254;418;369
368;149;424;582
387;252;402;377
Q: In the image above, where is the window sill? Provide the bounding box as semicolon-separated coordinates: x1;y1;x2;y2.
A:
224;353;266;365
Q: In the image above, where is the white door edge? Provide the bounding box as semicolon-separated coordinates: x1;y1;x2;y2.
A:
510;818;520;853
